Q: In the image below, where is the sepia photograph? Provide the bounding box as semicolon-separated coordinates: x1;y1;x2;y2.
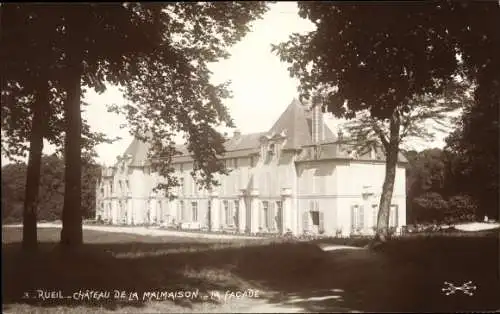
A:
1;1;499;313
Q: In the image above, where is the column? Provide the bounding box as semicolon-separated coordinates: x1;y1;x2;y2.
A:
238;189;247;233
210;191;221;232
281;188;293;235
249;189;260;234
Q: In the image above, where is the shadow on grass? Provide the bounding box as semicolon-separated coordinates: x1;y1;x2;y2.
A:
2;227;500;313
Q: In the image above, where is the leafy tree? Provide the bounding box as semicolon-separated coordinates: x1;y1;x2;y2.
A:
412;192;449;223
1;154;101;223
2;3;269;247
273;3;470;241
445;95;499;220
113;3;271;196
1;4;116;248
1;4;57;248
405;148;448;223
443;1;500;220
446;194;477;223
1;162;27;223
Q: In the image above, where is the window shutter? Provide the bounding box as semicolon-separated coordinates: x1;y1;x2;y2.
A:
319;211;324;233
372;205;378;228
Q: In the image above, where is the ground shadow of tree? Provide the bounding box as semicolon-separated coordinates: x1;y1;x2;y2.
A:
2;229;500;313
255;232;500;313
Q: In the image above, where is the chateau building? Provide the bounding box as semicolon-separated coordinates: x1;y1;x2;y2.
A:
95;99;407;236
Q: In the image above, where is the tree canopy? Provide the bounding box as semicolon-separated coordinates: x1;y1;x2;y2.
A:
1;155;100;223
273;1;499;240
1;3;270;247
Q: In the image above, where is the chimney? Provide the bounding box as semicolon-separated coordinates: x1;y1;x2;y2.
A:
311;96;324;144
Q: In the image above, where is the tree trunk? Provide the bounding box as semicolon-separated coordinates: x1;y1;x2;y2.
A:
374;111;401;244
60;52;84;248
22;79;49;250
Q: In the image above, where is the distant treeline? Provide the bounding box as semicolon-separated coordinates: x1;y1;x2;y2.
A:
405;147;498;224
2;154;100;223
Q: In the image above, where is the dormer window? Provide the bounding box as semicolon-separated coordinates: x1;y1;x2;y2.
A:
268;143;276;154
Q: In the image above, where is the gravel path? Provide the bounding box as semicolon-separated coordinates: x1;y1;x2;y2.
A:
3;222;262;240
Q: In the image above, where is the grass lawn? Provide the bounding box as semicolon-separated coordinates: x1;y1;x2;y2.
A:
2;227;500;313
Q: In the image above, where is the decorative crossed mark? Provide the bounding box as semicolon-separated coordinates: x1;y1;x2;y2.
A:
442;281;477;296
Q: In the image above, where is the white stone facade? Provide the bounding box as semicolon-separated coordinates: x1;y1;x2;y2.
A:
95;99;407;236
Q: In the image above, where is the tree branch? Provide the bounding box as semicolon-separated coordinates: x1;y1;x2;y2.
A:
370;119;389;152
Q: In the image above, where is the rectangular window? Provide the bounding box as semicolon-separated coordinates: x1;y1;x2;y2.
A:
372;204;378;228
126;180;129;194
351;205;365;230
234;200;239;215
234;200;239;226
276;201;282;215
269;143;275;155
223;200;229;226
234;158;238;169
276;201;283;231
311;210;320;226
180;163;184;172
262;201;269;229
179;200;185;221
191;201;198;221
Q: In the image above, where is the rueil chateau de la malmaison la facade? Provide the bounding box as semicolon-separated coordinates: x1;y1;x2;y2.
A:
95;99;407;237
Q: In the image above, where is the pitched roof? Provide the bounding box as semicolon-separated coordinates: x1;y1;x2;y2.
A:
117;98;407;166
267;98;335;149
122;137;151;167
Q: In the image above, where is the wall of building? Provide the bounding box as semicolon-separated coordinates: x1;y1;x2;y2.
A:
97;151;407;235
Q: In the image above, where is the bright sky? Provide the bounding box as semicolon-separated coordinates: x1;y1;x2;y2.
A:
1;2;452;167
